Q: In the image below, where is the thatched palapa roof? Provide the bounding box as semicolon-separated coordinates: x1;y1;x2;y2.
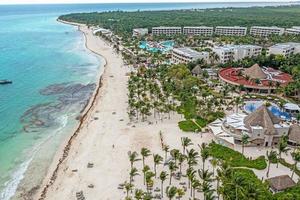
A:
267;175;296;192
243;64;267;79
288;124;300;144
244;105;281;135
191;65;203;75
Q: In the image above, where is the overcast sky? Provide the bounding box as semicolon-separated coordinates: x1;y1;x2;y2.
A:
0;0;297;5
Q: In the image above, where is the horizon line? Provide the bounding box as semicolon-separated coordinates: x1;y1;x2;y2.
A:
0;1;298;6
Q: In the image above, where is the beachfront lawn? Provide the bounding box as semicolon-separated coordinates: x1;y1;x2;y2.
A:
178;117;207;132
208;142;267;170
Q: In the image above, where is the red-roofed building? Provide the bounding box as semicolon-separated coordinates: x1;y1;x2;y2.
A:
219;64;293;94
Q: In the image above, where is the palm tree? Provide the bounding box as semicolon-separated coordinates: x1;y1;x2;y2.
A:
159;171;168;198
181;137;193;155
166;186;177;200
198;169;214;183
277;135;289;168
163;145;170;161
191;178;201;199
202;181;215;200
153;154;163;177
124;181;133;198
247;183;261;200
128;151;141;170
241;134;249;155
176;188;185;200
170;149;180;166
186;148;199;168
209;158;218;176
291;148;300;179
134;189;144;200
142;165;150;185
141;148;151;169
168;161;178;185
266;150;277;177
229;175;246;200
145;171;155;193
178;153;186;175
200;143;209;171
129;167;139;185
234;96;243;113
186;167;196;189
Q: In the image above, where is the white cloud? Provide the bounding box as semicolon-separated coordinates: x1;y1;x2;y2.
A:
0;0;297;5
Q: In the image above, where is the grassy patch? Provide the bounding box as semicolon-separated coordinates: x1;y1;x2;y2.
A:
208;142;267;170
178;118;207;132
274;185;300;200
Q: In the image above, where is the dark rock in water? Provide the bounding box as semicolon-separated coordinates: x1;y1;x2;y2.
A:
21;82;96;132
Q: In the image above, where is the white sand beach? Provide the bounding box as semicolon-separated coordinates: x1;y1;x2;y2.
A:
34;23;215;200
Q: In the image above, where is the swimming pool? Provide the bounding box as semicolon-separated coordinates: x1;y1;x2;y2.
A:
139;40;174;53
244;101;291;120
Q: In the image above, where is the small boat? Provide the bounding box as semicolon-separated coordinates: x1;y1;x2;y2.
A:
0;80;12;85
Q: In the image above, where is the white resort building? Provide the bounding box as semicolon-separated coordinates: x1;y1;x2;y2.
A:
209;105;291;147
132;28;148;37
268;43;300;57
250;26;285;37
152;27;182;36
214;26;247;36
212;45;262;63
171;47;209;64
183;26;214;36
285;26;300;35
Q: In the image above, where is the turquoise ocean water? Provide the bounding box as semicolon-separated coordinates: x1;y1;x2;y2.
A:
0;2;298;199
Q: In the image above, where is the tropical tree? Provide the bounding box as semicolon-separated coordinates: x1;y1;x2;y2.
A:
141;148;151;169
129;167;139;185
277;135;289;168
166;186;178;200
142;165;150;185
128;151;141;170
124;181;133;198
159;171;168;198
266;150;277;177
134;189;144;200
291;148;300;179
153;154;163;177
178;153;186;175
191;178;201;199
241;134;249;155
181;137;193;155
209;158;218;176
200;143;209;171
176;188;185;200
163;145;170;161
145;171;155;193
168;161;178;185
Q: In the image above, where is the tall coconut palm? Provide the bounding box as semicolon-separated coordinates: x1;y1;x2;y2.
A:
191;178;201;199
153;154;163;177
129;167;139;185
128;151;141;170
186;167;196;189
124;181;133;198
170;149;180;166
200;143;209;171
181;137;193;155
159;171;168;198
166;186;178;200
134;189;144;200
145;171;155;193
266;150;277;177
168;161;178;185
176;188;185;200
186;148;199;168
209;158;218;176
277;135;289;168
163;145;170;161
291;148;300;178
142;165;150;185
178;153;186;175
241;134;249;155
141;148;151;169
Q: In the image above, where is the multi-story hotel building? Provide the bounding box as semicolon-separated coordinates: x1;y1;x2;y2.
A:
250;26;285;37
183;26;214;36
214;26;247;36
132;28;148;37
212;45;262;63
268;43;300;57
152;27;182;36
285;26;300;35
171;47;209;64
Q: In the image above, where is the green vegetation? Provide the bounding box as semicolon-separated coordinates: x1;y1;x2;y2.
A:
208;142;267;170
59;5;300;38
178;118;207;132
274;185;300;200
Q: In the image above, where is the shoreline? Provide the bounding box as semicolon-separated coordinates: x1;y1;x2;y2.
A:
37;20;108;200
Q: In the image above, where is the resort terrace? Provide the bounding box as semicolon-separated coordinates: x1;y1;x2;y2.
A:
219;64;293;92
